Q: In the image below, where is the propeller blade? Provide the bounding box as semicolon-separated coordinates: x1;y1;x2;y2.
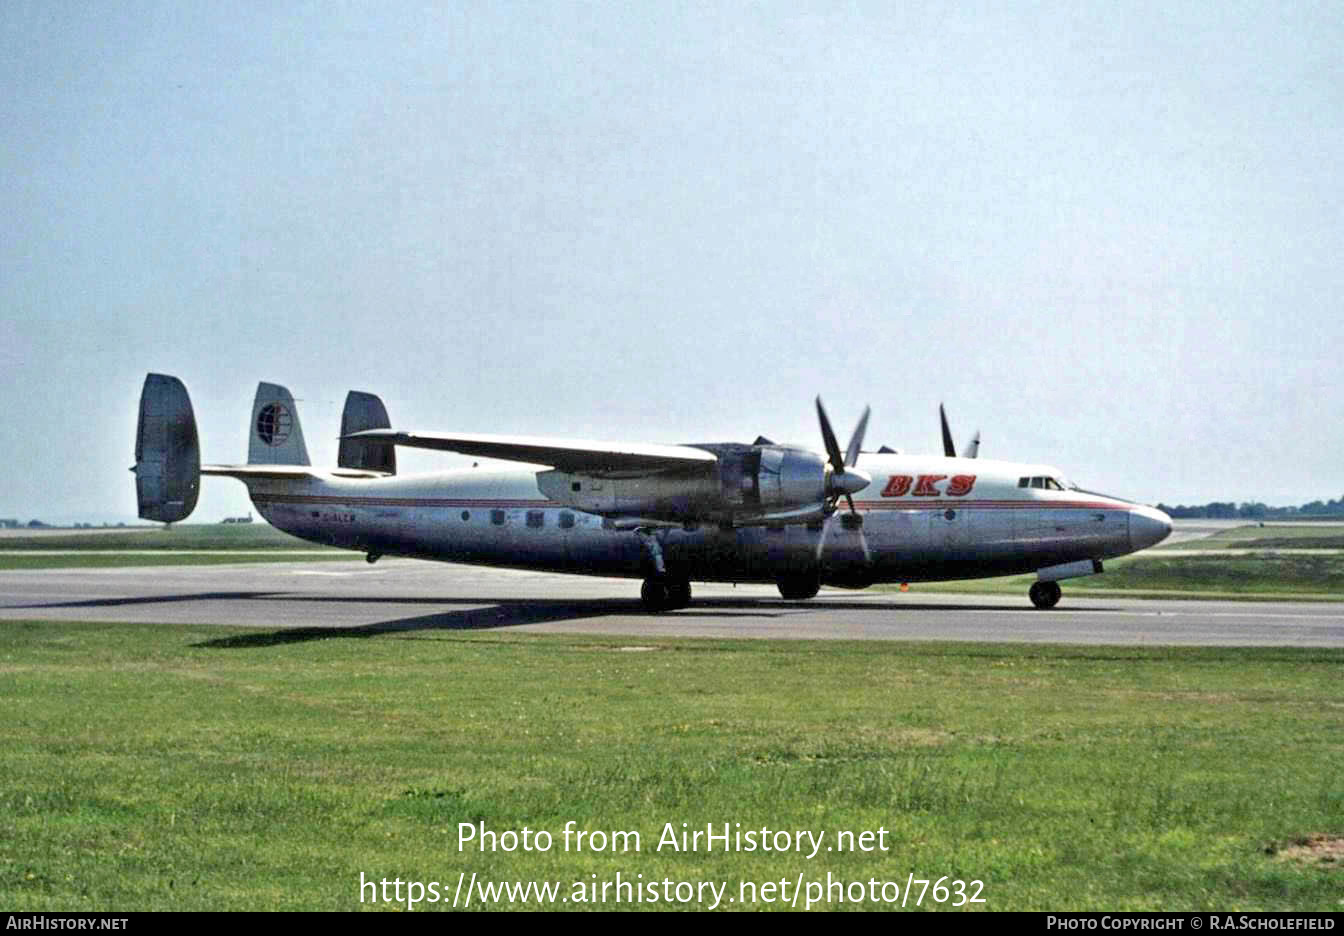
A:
964;430;981;459
815;397;845;471
939;403;956;458
844;406;870;467
817;397;872;516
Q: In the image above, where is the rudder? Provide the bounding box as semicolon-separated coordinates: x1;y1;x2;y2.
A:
133;373;200;522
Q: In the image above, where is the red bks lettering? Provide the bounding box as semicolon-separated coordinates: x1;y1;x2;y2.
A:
946;475;976;497
913;475;948;496
881;475;913;497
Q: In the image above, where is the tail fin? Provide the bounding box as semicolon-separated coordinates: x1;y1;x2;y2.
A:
133;374;200;522
248;382;310;466
337;391;396;474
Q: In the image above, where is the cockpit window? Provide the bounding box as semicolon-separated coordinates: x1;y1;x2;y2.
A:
1024;475;1076;491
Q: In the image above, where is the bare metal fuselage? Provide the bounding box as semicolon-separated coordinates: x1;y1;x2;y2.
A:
242;455;1152;587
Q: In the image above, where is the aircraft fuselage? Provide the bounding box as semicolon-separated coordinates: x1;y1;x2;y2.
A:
244;454;1168;587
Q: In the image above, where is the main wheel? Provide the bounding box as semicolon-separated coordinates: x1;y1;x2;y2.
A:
777;574;821;601
1029;580;1062;609
641;578;670;612
666;579;692;609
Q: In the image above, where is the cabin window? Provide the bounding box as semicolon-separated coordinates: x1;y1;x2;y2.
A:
526;510;545;529
460;511;470;522
1045;478;1064;491
559;511;575;529
491;509;506;526
1031;477;1045;489
1018;477;1029;488
571;482;581;492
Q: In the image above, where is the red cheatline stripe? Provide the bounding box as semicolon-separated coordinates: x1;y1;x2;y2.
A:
250;495;554;508
250;493;1125;512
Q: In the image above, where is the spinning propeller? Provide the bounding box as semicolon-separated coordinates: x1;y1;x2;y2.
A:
815;397;871;515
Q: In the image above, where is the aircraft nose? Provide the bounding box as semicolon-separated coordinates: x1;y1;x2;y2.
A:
1128;505;1173;552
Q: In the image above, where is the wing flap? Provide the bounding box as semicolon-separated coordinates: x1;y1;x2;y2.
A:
344;430;717;476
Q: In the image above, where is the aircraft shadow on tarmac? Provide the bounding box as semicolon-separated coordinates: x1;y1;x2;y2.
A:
182;596;1111;649
1;589;1113;650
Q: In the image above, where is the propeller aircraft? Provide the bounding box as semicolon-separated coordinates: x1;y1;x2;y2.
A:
132;374;1171;611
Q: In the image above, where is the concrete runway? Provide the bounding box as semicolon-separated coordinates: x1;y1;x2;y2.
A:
2;559;1342;647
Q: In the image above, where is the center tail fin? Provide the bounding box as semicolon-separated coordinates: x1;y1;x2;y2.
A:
337;391;396;475
248;382;310;466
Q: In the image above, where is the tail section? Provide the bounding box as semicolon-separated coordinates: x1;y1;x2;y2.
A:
133;374;200;522
248;382;310;466
337;391;396;475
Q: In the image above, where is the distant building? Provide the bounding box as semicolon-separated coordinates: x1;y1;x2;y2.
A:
221;512;254;524
0;519;17;529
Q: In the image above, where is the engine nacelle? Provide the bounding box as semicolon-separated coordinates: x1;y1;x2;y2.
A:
536;444;830;525
722;446;828;514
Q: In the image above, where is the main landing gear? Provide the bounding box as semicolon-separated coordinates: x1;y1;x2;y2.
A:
1029;580;1062;609
776;573;821;601
641;576;692;612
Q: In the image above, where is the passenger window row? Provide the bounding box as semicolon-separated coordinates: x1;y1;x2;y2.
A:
486;510;576;528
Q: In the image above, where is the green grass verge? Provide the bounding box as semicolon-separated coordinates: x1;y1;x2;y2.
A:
1;621;1340;911
0;525;322;550
1157;524;1344;551
0;524;354;570
888;554;1344;602
0;553;362;571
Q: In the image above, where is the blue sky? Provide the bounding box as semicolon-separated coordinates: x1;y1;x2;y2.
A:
2;2;1340;522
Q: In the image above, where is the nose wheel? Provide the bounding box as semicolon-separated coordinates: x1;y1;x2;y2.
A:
1029;581;1062;609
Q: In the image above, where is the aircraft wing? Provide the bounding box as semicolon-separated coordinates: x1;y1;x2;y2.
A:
202;464;390;480
344;430;717;476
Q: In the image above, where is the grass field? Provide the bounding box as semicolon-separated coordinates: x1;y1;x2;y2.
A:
1;621;1340;911
0;525;358;570
899;554;1344;602
0;525;323;551
1157;524;1344;551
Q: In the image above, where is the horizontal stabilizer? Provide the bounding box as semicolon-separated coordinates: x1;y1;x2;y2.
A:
344;430;717;476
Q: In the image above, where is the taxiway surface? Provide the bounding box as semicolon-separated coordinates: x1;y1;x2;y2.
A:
2;560;1342;647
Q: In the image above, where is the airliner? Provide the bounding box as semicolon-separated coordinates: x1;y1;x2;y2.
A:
132;374;1171;610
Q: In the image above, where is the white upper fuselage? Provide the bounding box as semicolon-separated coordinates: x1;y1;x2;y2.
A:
242;453;1170;587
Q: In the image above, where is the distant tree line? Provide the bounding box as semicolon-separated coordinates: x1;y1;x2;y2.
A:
1155;496;1344;519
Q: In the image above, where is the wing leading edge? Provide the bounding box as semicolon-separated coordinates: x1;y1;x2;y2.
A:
343;430;717;476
